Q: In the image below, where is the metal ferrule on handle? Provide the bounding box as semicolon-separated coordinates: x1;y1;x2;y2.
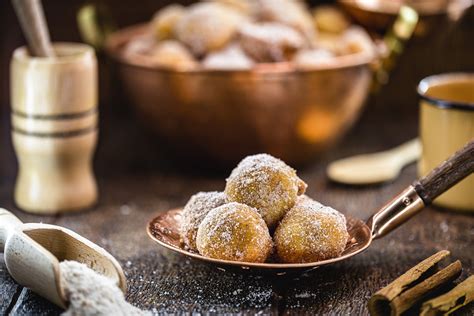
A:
367;139;473;240
367;186;425;239
0;208;24;251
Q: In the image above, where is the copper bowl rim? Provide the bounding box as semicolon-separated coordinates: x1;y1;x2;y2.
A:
338;0;449;16
105;23;378;76
146;208;373;271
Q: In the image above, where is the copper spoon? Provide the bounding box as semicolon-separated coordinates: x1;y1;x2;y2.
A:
0;210;126;308
148;140;474;274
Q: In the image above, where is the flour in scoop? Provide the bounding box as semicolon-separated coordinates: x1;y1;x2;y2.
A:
60;260;150;316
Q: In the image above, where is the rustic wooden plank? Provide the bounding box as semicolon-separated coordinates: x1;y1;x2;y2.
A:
9;288;62;316
0;257;22;314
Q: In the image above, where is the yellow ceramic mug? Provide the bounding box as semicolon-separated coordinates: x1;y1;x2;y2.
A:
418;73;474;211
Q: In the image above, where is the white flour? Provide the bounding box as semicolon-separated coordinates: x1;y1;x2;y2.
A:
60;260;150;316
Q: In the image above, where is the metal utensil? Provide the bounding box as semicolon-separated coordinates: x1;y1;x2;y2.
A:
0;210;126;307
148;140;473;274
327;138;421;185
12;0;55;57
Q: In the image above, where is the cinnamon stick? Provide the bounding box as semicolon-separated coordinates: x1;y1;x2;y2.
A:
368;250;462;316
420;275;474;316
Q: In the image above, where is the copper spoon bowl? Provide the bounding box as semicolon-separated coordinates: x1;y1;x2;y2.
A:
147;140;473;274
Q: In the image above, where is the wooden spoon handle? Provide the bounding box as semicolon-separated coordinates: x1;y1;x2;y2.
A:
12;0;55;57
413;139;474;205
391;138;421;166
0;208;23;251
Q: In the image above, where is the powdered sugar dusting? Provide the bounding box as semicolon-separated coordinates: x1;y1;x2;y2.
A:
274;196;348;263
225;154;306;228
257;0;316;41
175;2;246;56
239;22;305;62
203;44;254;70
196;202;272;262
180;191;227;251
293;48;335;68
60;261;150;316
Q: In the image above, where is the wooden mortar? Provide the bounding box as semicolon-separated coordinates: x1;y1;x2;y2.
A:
11;43;98;214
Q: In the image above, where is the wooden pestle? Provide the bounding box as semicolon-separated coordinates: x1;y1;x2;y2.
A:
12;0;55;57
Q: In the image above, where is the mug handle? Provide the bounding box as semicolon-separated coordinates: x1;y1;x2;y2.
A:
367;139;474;239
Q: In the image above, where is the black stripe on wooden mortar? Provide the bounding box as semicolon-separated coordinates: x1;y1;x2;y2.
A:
11;108;98;120
12;126;97;138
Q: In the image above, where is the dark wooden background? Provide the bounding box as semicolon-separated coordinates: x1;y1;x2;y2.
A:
1;1;473;315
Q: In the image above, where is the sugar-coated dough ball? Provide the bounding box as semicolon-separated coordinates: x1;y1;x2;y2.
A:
313;6;350;34
225;154;307;228
207;0;257;16
293;48;335;68
340;26;376;56
202;43;254;70
123;38;197;69
151;4;185;40
239;22;306;62
123;35;156;56
175;2;245;56
196;202;273;263
180;191;227;251
314;33;343;55
274;196;349;263
147;40;198;69
257;0;316;42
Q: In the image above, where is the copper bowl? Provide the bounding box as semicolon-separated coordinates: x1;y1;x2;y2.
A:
339;0;450;36
106;25;376;166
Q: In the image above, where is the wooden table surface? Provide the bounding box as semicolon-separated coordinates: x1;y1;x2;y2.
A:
1;94;473;315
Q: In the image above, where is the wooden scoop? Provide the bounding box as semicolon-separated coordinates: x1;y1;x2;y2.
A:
0;209;126;308
327;138;421;185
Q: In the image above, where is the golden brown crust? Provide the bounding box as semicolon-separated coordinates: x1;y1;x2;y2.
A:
274;196;348;263
225;154;306;229
196;202;273;263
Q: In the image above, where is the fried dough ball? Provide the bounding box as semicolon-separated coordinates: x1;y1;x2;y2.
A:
175;2;245;56
196;202;272;263
315;33;344;55
239;22;306;62
340;26;376;56
207;0;257;16
123;35;156;57
180;191;227;251
313;6;350;34
257;0;316;42
225;154;307;228
274;196;349;263
202;43;254;70
151;4;185;40
293;48;335;68
145;40;198;69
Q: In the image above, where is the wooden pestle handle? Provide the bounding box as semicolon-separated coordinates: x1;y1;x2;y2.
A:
0;208;24;251
12;0;55;57
413;139;474;205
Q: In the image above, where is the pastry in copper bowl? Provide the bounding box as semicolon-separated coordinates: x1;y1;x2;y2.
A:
106;0;379;166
